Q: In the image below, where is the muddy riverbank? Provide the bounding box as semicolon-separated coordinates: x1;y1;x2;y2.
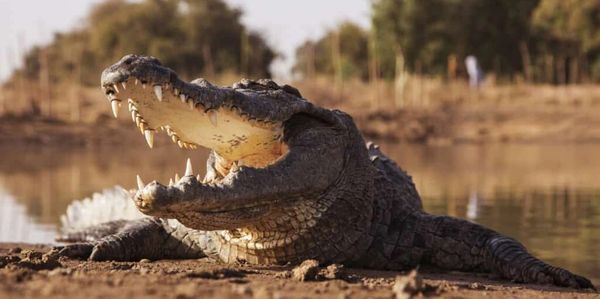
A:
0;244;597;299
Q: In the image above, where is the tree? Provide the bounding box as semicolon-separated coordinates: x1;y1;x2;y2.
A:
371;0;540;79
294;22;369;80
14;0;276;86
532;0;600;82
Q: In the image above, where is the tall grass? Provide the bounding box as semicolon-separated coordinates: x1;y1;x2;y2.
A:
2;74;600;124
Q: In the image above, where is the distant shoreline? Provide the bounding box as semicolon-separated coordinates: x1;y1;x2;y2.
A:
2;107;600;147
2;80;600;146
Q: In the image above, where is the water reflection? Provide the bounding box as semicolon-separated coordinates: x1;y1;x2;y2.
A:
0;190;55;244
0;142;597;284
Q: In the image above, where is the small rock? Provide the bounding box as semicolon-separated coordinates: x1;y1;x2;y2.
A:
322;264;345;280
8;247;22;254
291;259;320;282
22;250;43;260
392;269;423;299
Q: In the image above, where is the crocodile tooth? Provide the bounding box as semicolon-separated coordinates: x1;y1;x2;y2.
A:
177;140;184;148
144;130;154;148
231;161;239;172
168;178;174;186
173;88;179;96
113;84;120;93
171;135;178;143
134;79;139;85
185;158;193;176
207;110;217;127
131;111;137;122
175;173;180;182
135;116;142;127
121;82;127;90
154;85;163;101
188;100;195;110
136;175;145;190
179;93;186;102
110;100;120;118
196;174;201;181
142;83;147;89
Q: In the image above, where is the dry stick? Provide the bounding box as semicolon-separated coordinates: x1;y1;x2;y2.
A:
307;42;316;78
0;49;5;116
557;56;566;85
331;30;343;102
202;44;215;79
70;44;82;122
240;29;249;77
569;58;579;85
544;54;554;84
38;47;51;118
368;29;380;110
519;41;532;83
16;36;28;114
394;49;407;109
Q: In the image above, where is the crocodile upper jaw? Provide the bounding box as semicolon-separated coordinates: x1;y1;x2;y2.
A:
105;77;287;168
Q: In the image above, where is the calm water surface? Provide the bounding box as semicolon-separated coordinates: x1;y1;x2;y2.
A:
0;143;598;284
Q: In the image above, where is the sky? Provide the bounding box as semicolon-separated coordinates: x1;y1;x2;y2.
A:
0;0;370;81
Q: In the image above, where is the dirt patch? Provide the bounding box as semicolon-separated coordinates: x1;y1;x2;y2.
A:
0;244;596;299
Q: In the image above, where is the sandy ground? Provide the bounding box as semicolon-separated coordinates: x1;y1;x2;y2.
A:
0;244;597;299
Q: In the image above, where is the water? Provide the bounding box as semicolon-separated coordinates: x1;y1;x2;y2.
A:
0;143;598;284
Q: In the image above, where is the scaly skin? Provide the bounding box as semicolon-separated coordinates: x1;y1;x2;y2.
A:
56;55;595;290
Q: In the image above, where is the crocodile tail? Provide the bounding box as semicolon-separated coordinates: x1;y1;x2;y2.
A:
60;186;145;233
389;212;595;289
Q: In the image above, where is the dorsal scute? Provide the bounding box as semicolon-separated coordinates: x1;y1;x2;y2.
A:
232;78;302;98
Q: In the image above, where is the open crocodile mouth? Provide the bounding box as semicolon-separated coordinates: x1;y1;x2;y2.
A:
101;76;288;189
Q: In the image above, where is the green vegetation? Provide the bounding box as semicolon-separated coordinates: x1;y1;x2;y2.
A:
17;0;275;86
294;22;370;81
294;0;600;83
7;0;600;86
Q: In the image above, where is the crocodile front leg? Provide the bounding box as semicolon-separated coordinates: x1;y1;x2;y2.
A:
55;218;207;261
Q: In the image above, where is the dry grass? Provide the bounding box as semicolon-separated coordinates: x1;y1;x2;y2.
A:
2;76;600;143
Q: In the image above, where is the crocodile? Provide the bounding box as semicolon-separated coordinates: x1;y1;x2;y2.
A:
56;54;595;290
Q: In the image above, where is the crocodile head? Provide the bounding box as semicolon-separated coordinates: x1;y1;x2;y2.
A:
100;55;373;236
101;54;294;167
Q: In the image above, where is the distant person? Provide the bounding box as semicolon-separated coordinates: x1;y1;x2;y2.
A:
465;55;484;88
